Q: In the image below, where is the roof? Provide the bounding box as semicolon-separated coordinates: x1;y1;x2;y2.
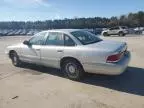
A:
43;29;81;33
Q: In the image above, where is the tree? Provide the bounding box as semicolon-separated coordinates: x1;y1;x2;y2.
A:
0;11;143;30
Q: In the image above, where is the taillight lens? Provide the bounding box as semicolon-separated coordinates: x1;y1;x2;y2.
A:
107;53;123;63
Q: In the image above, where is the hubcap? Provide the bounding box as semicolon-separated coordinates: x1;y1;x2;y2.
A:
12;55;17;65
65;63;79;78
68;65;76;74
120;33;123;36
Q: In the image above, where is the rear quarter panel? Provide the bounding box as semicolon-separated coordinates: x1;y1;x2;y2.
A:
63;46;109;65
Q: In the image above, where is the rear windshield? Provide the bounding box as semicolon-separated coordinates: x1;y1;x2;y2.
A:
71;31;102;45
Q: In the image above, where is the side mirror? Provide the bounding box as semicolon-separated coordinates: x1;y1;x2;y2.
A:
23;40;30;45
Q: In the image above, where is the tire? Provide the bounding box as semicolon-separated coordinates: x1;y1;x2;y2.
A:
10;52;22;67
119;32;125;36
61;59;84;81
103;32;109;36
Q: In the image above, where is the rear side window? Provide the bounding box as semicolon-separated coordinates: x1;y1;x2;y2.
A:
121;26;127;29
45;32;64;46
64;34;76;46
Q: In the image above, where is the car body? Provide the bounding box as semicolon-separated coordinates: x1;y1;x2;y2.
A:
5;29;131;80
102;26;129;36
134;27;144;34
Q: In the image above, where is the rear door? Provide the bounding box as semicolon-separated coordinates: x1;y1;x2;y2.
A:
40;32;64;68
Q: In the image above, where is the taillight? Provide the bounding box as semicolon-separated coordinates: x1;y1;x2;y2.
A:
107;52;123;63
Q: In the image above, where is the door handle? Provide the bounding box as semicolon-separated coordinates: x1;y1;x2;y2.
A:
57;50;63;52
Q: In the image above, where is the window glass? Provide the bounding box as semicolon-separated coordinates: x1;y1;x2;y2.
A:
109;28;113;30
29;32;47;45
114;27;119;29
110;27;119;30
71;31;102;45
45;32;64;46
64;34;75;46
121;26;127;29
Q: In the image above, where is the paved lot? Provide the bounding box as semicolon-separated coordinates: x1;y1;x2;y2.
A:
0;35;144;108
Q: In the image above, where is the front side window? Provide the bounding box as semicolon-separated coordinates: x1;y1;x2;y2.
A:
64;34;75;46
71;31;102;45
45;32;64;46
29;32;47;45
110;27;114;30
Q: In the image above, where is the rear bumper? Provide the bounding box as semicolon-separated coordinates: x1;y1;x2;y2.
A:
83;51;131;75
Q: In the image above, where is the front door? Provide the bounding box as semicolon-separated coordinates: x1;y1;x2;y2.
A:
21;32;47;64
21;45;41;63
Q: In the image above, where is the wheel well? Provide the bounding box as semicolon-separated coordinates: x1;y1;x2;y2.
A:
60;57;83;69
9;50;16;58
103;32;107;34
119;31;124;34
103;32;109;36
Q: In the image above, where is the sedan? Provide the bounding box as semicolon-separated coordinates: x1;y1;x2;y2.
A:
5;29;131;80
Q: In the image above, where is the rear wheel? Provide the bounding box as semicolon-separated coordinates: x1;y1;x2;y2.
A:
61;59;84;81
10;52;22;67
103;32;109;36
119;32;125;36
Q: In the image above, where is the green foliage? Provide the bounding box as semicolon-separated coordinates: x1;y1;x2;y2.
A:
0;11;143;29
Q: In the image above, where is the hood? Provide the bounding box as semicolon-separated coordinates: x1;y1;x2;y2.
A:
85;40;126;53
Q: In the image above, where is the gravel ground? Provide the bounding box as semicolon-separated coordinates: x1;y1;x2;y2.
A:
0;35;144;108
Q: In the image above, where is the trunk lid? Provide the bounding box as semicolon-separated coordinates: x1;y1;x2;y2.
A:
85;40;127;53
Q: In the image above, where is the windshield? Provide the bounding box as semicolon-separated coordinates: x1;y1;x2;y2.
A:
71;31;102;45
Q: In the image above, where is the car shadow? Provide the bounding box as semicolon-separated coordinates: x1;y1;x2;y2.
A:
20;64;144;96
82;67;144;96
20;64;63;77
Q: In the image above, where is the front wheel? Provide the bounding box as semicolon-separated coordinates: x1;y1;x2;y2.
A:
62;59;84;81
10;52;22;67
